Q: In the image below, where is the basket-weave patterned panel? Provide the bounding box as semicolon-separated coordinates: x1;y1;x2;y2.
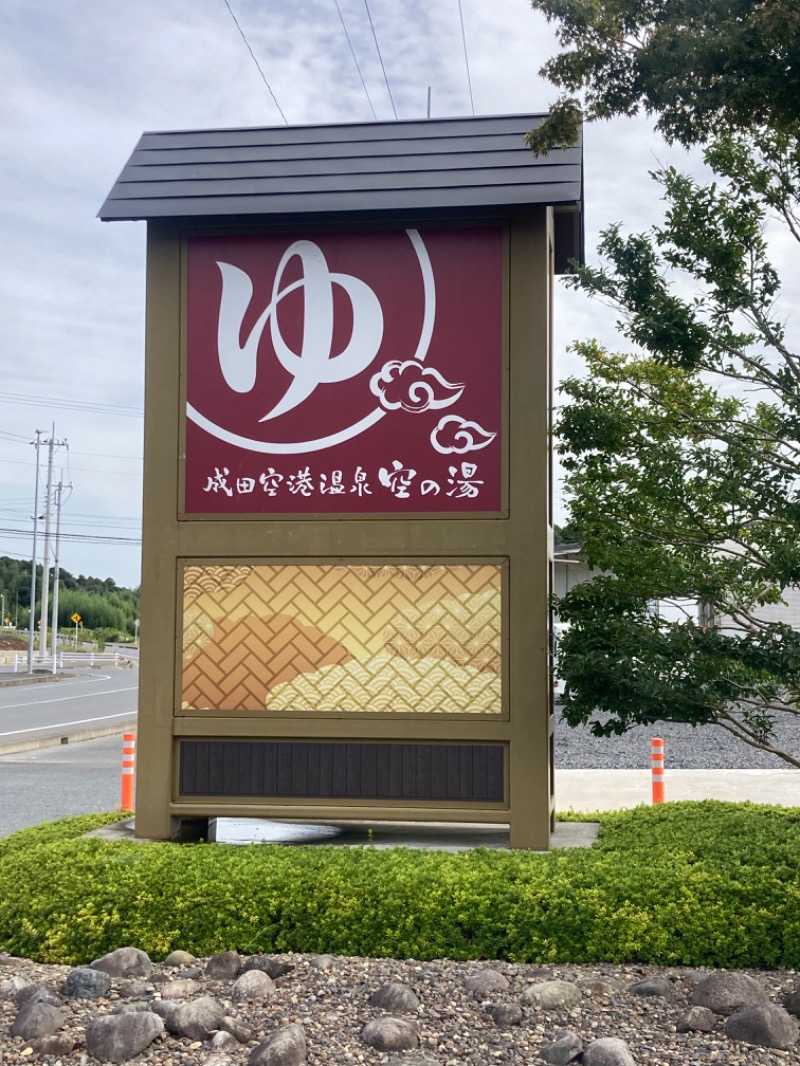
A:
182;563;502;714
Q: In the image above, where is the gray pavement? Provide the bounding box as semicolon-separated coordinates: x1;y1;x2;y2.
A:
0;734;121;837
5;731;798;846
0;670;137;755
1;670;799;844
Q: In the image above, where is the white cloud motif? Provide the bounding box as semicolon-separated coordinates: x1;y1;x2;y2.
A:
370;360;464;413
431;415;497;454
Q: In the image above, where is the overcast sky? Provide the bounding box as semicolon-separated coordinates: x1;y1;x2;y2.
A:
1;0;704;591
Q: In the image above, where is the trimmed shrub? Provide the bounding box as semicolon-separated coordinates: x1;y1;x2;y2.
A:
0;802;797;967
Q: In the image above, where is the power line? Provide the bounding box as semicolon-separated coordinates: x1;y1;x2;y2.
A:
0;392;142;417
362;0;397;119
222;0;288;124
0;546;34;561
333;0;377;120
456;0;475;116
0;457;141;477
70;451;142;461
0;526;141;546
60;511;141;522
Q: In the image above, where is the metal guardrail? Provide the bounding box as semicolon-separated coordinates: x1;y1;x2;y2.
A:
12;651;130;672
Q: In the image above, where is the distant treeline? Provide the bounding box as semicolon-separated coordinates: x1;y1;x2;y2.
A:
0;556;139;635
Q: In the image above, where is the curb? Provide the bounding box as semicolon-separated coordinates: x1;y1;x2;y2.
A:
0;672;70;688
0;720;136;758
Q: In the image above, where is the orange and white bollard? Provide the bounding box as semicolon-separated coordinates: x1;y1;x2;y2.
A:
651;737;665;804
120;732;136;811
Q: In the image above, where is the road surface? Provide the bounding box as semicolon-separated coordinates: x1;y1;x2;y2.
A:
0;670;137;752
0;734;120;837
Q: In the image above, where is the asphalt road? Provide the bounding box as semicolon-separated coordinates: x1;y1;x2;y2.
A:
0;734;121;837
0;669;137;750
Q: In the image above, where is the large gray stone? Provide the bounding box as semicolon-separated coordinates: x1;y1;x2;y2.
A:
15;982;60;1008
118;979;151;999
170;994;226;1039
362;1016;420;1052
112;1001;153;1015
309;954;337;970
63;966;112;999
485;1002;522;1027
369;981;420;1012
691;972;769;1015
242;955;294;979
0;976;29;997
784;987;800;1016
161;977;201;999
28;1033;75;1057
220;1016;256;1043
464;970;510;996
249;1023;307;1066
629;977;672;999
232;968;276;1002
150;998;179;1022
211;1030;242;1052
85;1011;163;1063
11;1002;64;1040
725;1004;800;1049
205;951;242;980
539;1030;583;1065
91;946;153;979
163;950;197;967
582;1037;636;1065
578;978;623;996
519;979;582;1010
676;1005;716;1033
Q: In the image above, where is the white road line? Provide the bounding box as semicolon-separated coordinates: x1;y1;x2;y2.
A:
0;711;135;738
0;686;137;711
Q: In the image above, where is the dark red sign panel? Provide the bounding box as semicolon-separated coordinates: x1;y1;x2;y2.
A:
185;227;502;514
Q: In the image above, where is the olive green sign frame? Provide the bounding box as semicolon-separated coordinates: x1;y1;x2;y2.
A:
135;213;554;848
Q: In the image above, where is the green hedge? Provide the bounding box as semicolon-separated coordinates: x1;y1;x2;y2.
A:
1;802;798;968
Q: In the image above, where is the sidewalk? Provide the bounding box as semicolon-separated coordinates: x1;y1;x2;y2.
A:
555;767;800;812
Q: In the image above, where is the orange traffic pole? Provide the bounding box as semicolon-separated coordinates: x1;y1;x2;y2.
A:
651;737;665;804
120;732;136;811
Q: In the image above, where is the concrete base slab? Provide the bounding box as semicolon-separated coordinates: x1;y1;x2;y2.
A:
84;770;800;851
90;815;600;851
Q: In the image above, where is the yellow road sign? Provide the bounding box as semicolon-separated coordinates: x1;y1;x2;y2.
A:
71;612;82;624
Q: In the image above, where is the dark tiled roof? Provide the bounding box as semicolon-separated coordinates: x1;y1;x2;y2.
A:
99;114;582;225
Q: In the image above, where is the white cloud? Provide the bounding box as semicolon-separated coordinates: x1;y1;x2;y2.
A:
1;0;791;578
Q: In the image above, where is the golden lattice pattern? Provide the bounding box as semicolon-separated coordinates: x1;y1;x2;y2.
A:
181;563;502;714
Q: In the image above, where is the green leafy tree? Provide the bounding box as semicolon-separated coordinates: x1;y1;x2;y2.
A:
530;1;800;763
0;557;139;636
528;0;800;152
554;127;800;765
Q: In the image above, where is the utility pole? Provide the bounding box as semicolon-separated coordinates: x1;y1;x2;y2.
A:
39;426;55;659
51;479;71;674
39;426;67;660
27;430;43;673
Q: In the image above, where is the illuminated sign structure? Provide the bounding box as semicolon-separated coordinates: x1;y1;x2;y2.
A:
100;114;583;848
185;227;503;515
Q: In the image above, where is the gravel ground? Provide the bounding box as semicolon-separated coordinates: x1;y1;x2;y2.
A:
2;951;799;1066
554;705;800;770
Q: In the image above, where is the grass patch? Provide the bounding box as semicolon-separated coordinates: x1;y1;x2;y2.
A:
1;801;798;968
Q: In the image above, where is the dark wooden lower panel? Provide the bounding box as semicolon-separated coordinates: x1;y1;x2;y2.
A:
179;740;505;803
